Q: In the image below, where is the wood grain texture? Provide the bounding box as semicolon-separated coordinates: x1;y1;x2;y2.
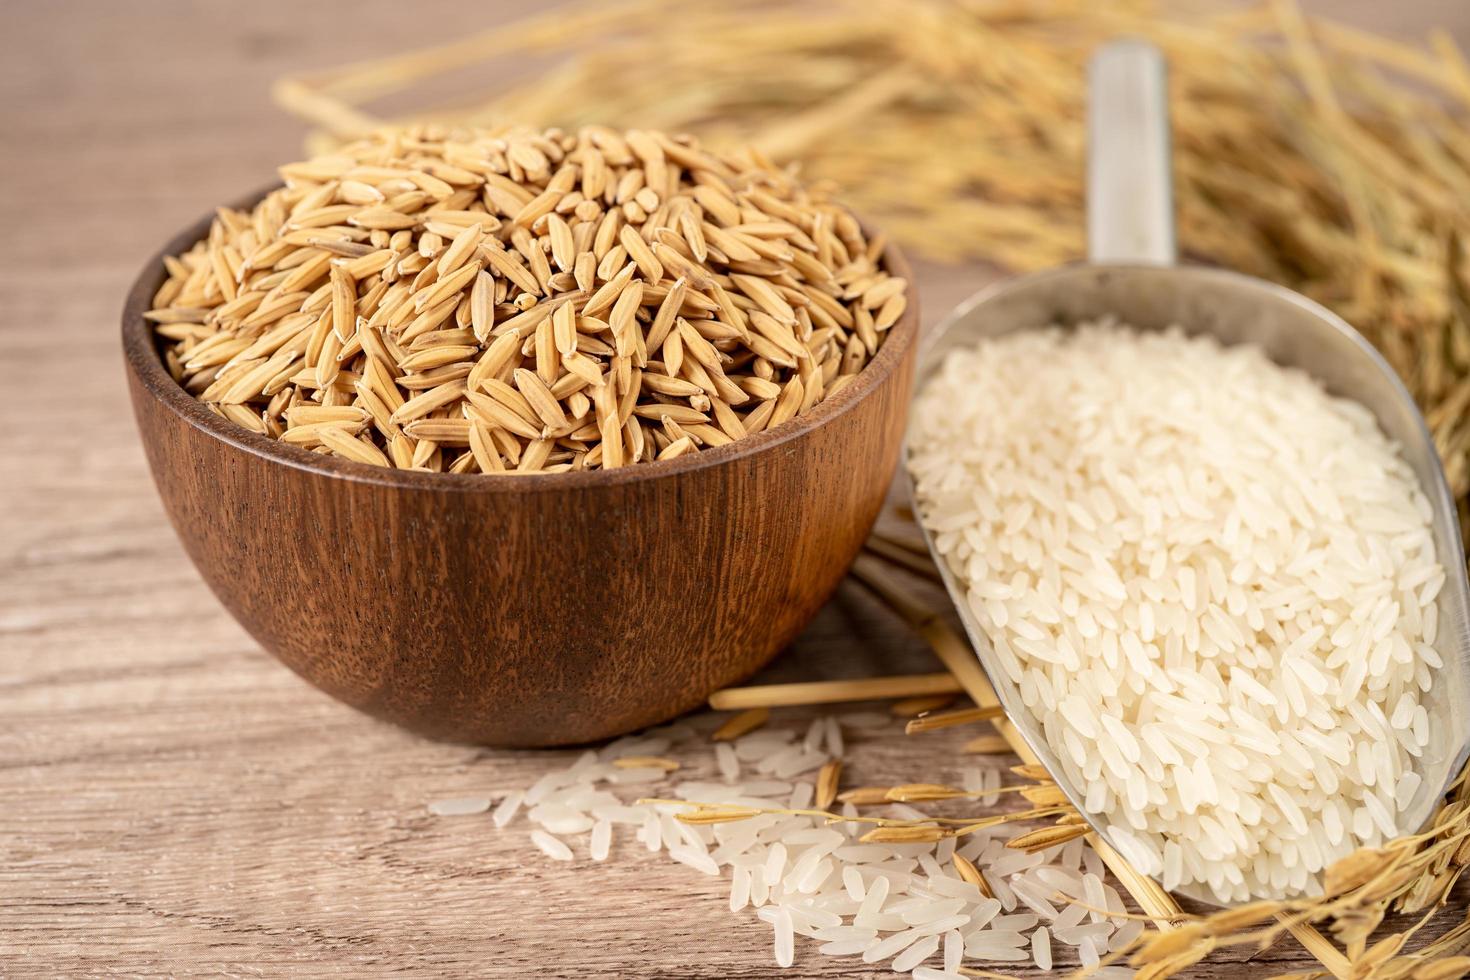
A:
123;204;917;746
2;1;1468;976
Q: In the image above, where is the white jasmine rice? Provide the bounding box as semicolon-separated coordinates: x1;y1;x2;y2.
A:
907;321;1445;903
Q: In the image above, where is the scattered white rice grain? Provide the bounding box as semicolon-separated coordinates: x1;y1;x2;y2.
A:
525;770;574;805
927;876;985;903
1110;918;1145;952
590;819;612;862
789;781;815;810
825;717;845;757
492;790;525;828
590;803;646;825
963;939;1031;962
540;812;594;835
943;929;962;972
802;717;826;753
773;750;828;779
1032;926;1053;970
990;850;1042;877
990;874;1018;911
640;811;661;852
670;844;720;876
531;829;573;861
607;766;668;785
912;914;969;938
426;796;491;817
892;934;941;972
856;874;891;923
991;913;1040;931
863;928;922;963
813;925;877;942
1055;898;1088;931
765;842;788;883
773;907;795;968
716;743;741;783
901;898;966;925
843;865;866;901
1011;881;1058;922
743;779;794;796
981;768;1002;806
968;898;1004;931
961;767;984;794
1082;872;1106;923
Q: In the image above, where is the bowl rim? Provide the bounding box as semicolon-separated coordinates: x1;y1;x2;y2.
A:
122;187;920;494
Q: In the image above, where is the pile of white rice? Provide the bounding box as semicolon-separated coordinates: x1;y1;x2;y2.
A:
432;712;1136;975
908;322;1446;903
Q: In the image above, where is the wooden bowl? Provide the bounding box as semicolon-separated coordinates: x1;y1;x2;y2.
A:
122;201;919;747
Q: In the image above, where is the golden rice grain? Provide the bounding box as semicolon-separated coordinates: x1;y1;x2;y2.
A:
859;825;949;844
835;786;893;807
710;707;770;742
951;853;994;899
885;783;969;803
613;756;680;771
903;704;1004;734
1004;823;1089;853
815;760;842;811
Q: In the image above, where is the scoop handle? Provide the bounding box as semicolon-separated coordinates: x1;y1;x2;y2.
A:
1087;40;1176;265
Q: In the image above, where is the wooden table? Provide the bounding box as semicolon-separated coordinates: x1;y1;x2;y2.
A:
3;3;1467;976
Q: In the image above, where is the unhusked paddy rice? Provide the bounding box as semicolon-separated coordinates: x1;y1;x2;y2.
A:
147;125;903;473
907;321;1446;903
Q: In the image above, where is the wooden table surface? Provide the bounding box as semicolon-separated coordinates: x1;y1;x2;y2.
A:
4;2;1468;977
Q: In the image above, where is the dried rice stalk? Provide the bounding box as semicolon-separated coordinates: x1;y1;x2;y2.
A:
709;673;962;709
890;694;957;717
274;0;1470;553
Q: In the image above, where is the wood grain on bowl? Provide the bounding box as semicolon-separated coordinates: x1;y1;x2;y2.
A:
122;206;919;747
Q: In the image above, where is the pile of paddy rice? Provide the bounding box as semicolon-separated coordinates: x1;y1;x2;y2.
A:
147;125;904;472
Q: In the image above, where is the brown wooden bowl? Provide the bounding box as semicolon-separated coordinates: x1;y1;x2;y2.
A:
122;199;919;747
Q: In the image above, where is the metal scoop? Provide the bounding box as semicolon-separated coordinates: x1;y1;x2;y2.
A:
908;39;1470;905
